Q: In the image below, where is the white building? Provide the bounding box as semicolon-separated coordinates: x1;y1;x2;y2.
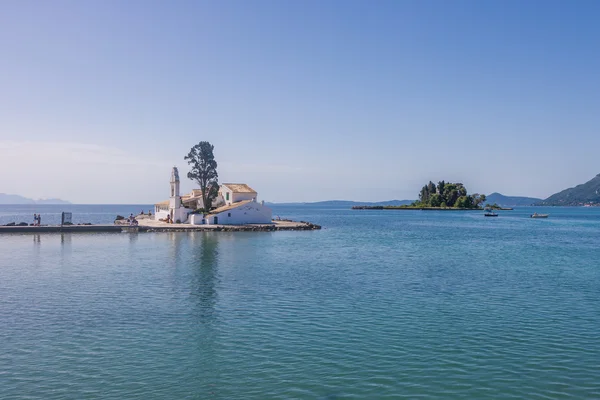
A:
218;183;257;205
155;168;272;225
196;199;272;226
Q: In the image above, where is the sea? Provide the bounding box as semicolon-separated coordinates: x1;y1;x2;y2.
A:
1;204;600;399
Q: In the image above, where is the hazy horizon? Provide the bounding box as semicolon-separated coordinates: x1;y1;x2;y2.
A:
2;1;599;203
0;190;557;206
0;173;593;204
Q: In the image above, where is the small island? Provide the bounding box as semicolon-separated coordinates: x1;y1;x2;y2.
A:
353;181;487;210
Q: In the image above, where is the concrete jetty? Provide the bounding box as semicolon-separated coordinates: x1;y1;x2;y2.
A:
0;220;321;234
0;225;122;233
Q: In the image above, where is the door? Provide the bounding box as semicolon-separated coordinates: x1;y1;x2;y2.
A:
213;216;218;224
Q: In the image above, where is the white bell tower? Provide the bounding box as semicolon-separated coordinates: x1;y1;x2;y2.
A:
169;166;181;209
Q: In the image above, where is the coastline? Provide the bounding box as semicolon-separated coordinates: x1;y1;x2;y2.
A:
352;206;483;211
352;206;514;211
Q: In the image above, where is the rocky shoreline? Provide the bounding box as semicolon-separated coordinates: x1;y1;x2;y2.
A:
351;206;483;211
0;220;321;234
117;215;322;232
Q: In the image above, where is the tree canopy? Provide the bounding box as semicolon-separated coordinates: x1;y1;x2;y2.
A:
184;141;219;211
415;181;485;209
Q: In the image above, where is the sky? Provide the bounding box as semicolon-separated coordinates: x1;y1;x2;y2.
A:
1;0;599;204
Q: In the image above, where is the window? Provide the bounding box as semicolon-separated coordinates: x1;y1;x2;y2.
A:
226;192;230;201
228;213;231;217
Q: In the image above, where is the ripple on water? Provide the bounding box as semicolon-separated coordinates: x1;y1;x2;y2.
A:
1;209;600;399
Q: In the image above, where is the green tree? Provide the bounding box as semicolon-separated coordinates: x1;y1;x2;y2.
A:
455;195;473;209
471;193;486;208
427;181;437;196
419;184;431;203
184;141;219;211
437;181;446;197
419;186;426;203
429;193;442;207
441;183;459;206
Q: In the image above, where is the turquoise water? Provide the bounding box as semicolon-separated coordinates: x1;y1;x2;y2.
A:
1;206;600;399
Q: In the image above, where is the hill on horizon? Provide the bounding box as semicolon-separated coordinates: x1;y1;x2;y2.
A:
485;193;542;207
537;174;600;206
0;193;71;205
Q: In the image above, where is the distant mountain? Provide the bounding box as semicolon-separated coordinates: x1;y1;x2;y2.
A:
36;198;72;205
0;193;71;205
268;200;414;207
484;193;542;207
537;174;600;206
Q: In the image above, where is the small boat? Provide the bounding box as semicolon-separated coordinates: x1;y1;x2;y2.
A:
530;213;549;218
484;211;498;217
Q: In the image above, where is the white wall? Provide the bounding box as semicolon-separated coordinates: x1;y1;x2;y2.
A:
206;202;272;225
172;207;190;223
232;192;256;204
189;214;206;225
154;207;190;223
220;187;233;205
169;196;181;209
155;210;169;221
220;186;256;205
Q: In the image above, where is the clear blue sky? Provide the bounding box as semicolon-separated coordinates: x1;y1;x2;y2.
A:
1;0;599;203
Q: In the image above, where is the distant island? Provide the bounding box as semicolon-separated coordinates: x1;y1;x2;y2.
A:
536;173;600;206
0;193;71;205
353;181;486;210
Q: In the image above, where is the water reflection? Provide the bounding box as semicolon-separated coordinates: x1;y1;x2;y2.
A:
185;232;222;392
167;232;183;268
60;233;71;245
190;232;220;323
60;233;72;257
32;234;42;264
128;231;139;245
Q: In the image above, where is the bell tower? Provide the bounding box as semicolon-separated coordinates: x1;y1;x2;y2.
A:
169;166;181;209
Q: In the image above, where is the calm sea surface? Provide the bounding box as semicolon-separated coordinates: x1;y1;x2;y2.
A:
1;205;600;399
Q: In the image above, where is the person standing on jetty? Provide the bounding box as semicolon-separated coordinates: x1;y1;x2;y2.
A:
33;214;37;226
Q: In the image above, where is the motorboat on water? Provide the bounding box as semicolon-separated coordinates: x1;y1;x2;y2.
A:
484;211;498;217
530;212;549;218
